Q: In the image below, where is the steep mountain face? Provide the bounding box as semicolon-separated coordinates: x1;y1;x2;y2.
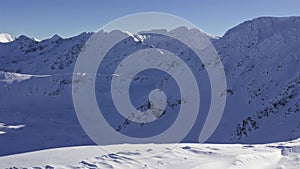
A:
210;17;300;143
0;17;299;156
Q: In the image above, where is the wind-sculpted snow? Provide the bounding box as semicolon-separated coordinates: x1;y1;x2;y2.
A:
0;17;300;157
1;138;300;169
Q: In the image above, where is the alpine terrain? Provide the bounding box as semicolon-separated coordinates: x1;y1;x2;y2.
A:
0;16;299;168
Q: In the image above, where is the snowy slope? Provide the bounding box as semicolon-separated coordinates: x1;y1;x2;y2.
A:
0;33;92;74
0;32;94;156
0;33;15;43
0;17;299;157
0;138;299;169
210;16;300;143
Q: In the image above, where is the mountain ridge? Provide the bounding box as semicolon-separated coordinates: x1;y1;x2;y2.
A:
0;16;299;156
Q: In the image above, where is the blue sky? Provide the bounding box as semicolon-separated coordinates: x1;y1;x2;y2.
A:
1;0;300;39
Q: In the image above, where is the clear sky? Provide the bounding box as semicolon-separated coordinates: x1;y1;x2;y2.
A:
1;0;300;40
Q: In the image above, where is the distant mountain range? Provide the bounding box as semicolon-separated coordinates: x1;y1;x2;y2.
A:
0;16;299;156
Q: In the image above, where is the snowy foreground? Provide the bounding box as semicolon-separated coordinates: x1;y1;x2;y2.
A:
1;138;299;169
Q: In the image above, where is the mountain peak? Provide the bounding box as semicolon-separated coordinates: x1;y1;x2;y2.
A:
222;16;300;39
15;35;34;42
0;33;16;43
50;34;63;41
13;35;41;44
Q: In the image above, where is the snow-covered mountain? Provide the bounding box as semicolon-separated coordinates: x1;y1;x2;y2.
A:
0;33;15;43
0;17;299;156
210;17;300;143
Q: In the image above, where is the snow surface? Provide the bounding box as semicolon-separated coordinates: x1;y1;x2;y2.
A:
0;33;15;43
0;138;299;169
0;17;299;165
